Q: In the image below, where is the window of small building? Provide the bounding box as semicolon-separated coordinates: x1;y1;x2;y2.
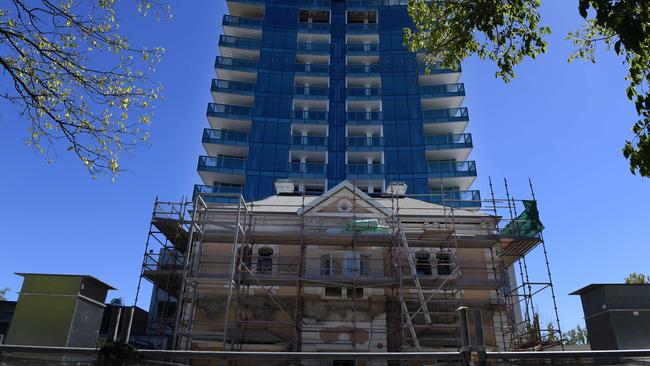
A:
320;251;369;277
346;287;364;299
437;252;452;276
333;360;355;366
256;247;273;274
415;251;432;276
325;287;343;298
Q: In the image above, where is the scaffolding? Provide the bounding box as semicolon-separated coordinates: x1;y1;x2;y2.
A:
134;179;563;356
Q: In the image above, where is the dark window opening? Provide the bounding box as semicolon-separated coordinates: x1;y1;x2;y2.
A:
325;287;343;298
257;247;273;274
415;252;432;276
347;11;377;24
347;287;364;299
437;252;452;276
299;10;330;23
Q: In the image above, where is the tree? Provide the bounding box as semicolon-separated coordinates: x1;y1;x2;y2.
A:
564;324;589;345
0;0;169;178
405;0;650;177
624;272;650;284
0;287;9;300
109;297;123;306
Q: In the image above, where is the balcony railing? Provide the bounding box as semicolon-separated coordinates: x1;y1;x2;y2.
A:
299;0;331;8
222;15;262;29
202;128;249;145
346;64;380;75
211;79;255;95
346;163;385;176
291;135;328;149
346;111;383;124
295;86;329;98
424;133;473;150
297;42;330;53
425;189;481;209
422;108;469;123
299;22;330;33
347;43;379;53
295;63;330;75
427;160;477;177
347;23;378;33
219;35;261;50
207;103;253;119
288;162;327;176
421;83;466;98
346;136;384;149
198;155;247;174
214;56;258;72
346;0;379;8
418;62;461;75
292;110;329;124
193;185;243;203
347;87;381;99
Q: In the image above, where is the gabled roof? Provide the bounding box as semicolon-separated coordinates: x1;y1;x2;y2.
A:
297;180;393;216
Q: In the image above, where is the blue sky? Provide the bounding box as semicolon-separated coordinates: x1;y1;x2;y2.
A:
0;1;648;332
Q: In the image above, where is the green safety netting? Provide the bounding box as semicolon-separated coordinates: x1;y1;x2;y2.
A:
344;218;391;234
501;200;545;238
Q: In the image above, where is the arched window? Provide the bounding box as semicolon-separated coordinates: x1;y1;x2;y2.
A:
257;247;273;274
415;251;432;276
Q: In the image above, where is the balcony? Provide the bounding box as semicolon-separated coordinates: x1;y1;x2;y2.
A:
422;108;469;134
219;35;261;59
197;155;247;186
295;86;329;100
346;0;379;9
206;103;252;130
226;0;264;19
346;136;384;151
425;133;473;160
418;62;462;84
211;79;255;105
288;162;327;178
222;15;262;39
346;111;383;125
214;56;258;83
292;110;329;125
297;42;330;55
346;43;379;55
290;135;328;151
193;184;242;203
299;22;330;34
347;87;380;100
347;23;378;34
299;0;331;9
424;189;482;209
202;128;249;156
427;160;477;190
421;83;465;109
295;63;329;76
346;163;385;179
346;64;380;77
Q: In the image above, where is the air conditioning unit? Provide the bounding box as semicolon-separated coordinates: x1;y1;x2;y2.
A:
275;179;294;195
386;181;408;196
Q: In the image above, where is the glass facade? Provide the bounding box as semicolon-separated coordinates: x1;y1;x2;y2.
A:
200;0;479;207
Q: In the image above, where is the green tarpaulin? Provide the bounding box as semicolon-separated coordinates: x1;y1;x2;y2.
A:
501;200;544;238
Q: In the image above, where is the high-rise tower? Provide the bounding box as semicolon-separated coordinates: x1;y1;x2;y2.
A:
196;0;478;207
